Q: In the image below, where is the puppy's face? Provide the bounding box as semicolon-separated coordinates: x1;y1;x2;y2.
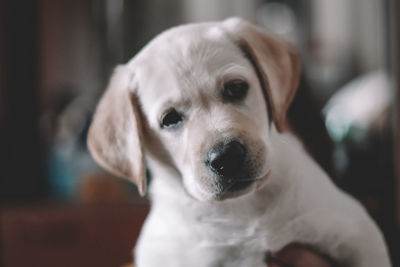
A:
133;27;271;201
87;18;299;202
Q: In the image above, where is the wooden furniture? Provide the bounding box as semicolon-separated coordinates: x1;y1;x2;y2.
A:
0;204;148;267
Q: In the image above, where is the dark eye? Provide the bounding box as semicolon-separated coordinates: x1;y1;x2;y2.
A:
160;108;183;129
222;80;249;102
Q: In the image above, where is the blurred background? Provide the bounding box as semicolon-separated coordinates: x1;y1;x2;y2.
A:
1;0;399;266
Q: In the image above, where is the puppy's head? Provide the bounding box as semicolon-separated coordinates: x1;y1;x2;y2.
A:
87;18;300;201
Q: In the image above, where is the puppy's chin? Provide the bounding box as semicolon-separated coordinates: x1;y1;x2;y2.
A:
185;173;270;202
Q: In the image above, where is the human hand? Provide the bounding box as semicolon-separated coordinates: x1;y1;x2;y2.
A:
265;243;338;267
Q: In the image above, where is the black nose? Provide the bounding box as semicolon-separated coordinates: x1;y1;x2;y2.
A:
206;140;247;178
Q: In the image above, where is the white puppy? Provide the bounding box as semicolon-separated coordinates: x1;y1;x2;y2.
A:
87;18;391;266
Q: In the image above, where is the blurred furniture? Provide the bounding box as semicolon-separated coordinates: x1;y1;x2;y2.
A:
0;204;148;267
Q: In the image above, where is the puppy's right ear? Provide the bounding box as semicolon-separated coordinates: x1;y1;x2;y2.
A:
87;65;146;196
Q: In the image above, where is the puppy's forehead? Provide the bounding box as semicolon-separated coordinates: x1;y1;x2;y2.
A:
132;23;248;84
133;22;230;64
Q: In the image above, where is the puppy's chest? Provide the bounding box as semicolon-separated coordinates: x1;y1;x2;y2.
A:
194;215;265;245
145;187;283;248
139;208;270;267
147;202;271;249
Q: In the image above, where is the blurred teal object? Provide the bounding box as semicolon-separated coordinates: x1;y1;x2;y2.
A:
47;149;78;199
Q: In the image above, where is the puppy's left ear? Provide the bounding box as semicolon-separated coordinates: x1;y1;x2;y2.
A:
222;17;300;132
87;65;146;196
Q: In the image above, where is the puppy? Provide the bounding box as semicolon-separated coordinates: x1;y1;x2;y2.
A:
87;18;391;266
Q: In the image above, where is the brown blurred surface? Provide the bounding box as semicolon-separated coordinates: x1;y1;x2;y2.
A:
266;243;337;267
0;204;149;267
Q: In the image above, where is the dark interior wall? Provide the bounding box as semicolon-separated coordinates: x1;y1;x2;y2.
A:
0;0;49;202
40;0;99;105
0;0;5;137
395;0;400;228
123;0;184;61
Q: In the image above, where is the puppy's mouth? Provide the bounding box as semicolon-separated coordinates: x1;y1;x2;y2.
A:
212;170;271;201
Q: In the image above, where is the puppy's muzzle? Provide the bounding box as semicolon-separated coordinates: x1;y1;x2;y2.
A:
206;140;253;192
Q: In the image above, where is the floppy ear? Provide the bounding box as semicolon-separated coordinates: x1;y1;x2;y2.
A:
87;65;146;196
222;17;300;132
